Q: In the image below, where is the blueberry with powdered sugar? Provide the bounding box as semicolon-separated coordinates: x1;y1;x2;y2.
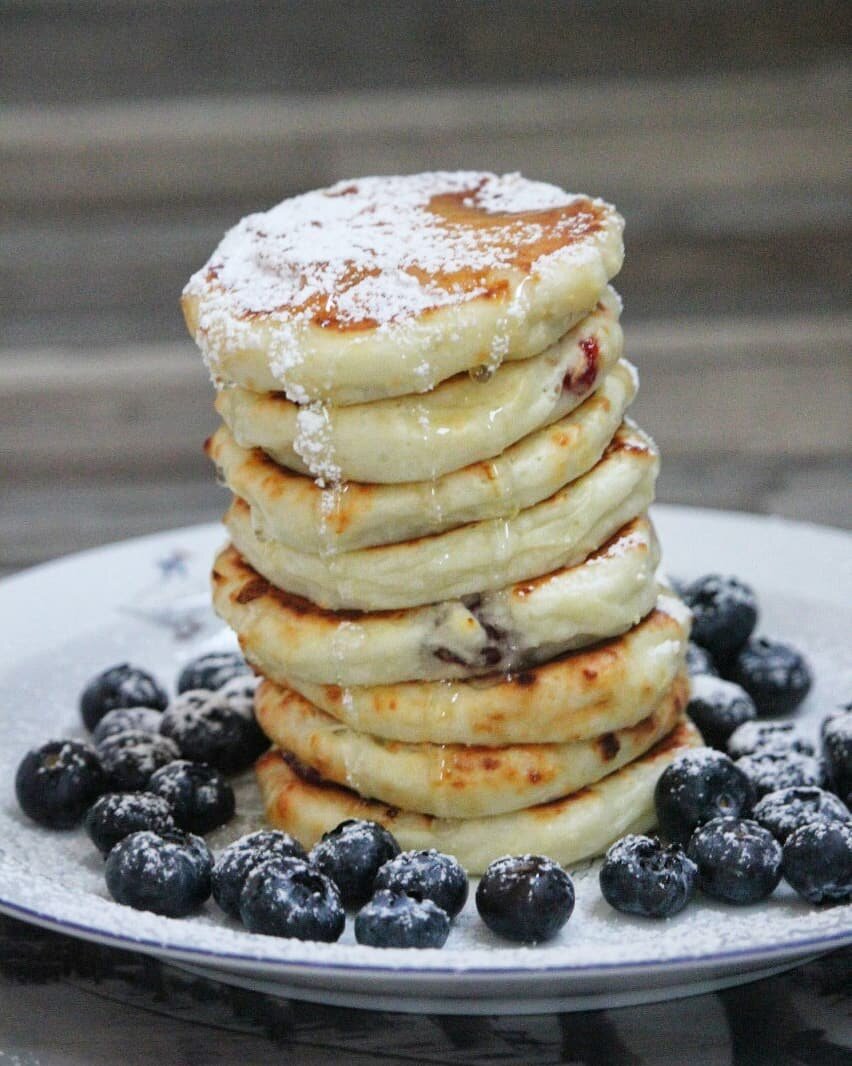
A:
476;855;575;943
92;707;164;745
176;651;250;694
217;673;261;718
681;575;757;663
727;637;812;717
355;890;450;949
80;663;168;732
821;704;851;737
310;819;401;909
85;792;175;856
96;729;180;792
823;711;852;806
239;856;344;941
782;821;852;904
15;739;106;829
159;690;267;774
685;642;718;678
654;748;755;845
374;849;468;919
105;829;213;917
687;817;782;904
686;675;756;750
212;830;308;920
726;720;815;760
599;835;697;919
735;749;824;798
752;787;850;845
148;760;235;835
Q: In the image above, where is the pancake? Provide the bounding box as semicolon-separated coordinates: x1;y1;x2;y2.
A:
206;360;638;554
182;173;623;407
254;672;687;819
224;423;659;611
214;288;622;485
211;517;661;687
254;717;703;873
281;592;690;745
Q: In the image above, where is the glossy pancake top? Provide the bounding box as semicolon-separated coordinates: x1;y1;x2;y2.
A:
182;173;624;404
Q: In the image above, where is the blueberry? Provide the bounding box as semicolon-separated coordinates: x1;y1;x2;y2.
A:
212;830;308;919
685;642;718;678
239;857;344;941
654;748;755;844
782;822;852;904
105;829;213;916
96;729;180;792
727;637;812;717
92;707;164;745
80;664;168;732
476;855;575;943
15;739;106;829
310;820;401;909
735;750;824;798
217;674;261;718
148;760;235;835
821;706;850;737
599;835;697;918
355;889;450;948
686;676;756;750
682;575;757;662
85;792;175;856
727;720;814;760
374;850;468;919
177;652;249;694
823;712;852;806
752;787;850;844
687;817;782;904
159;691;267;774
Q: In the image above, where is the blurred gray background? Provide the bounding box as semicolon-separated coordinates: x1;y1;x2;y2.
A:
1;0;850;575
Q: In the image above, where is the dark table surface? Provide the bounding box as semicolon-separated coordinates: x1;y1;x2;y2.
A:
0;913;849;1065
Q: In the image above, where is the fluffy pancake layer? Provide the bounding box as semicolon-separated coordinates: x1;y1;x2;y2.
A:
224;423;658;611
254;672;687;819
182;173;624;406
214;288;622;484
255;717;702;873
211;517;661;686
279;592;689;745
206;360;638;554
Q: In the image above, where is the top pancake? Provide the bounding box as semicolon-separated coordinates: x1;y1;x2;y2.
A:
182;172;624;405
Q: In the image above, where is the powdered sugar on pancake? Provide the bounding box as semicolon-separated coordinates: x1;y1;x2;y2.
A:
184;172;617;393
293;404;341;487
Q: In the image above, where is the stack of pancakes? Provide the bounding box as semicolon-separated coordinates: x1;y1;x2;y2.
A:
182;172;700;873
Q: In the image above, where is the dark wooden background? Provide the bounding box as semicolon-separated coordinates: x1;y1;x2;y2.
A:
1;0;850;577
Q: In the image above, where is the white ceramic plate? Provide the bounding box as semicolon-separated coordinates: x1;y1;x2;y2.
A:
0;506;850;1014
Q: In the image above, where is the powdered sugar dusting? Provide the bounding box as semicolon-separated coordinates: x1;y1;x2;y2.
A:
293;403;342;486
184;172;614;388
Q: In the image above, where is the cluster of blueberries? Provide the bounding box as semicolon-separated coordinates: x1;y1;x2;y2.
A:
207;823;574;947
13;573;852;945
13;650;575;946
598;574;851;919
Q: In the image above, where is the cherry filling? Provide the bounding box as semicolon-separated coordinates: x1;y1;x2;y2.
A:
563;336;599;394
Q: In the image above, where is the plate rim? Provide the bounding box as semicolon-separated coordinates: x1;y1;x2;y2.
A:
1;894;850;982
